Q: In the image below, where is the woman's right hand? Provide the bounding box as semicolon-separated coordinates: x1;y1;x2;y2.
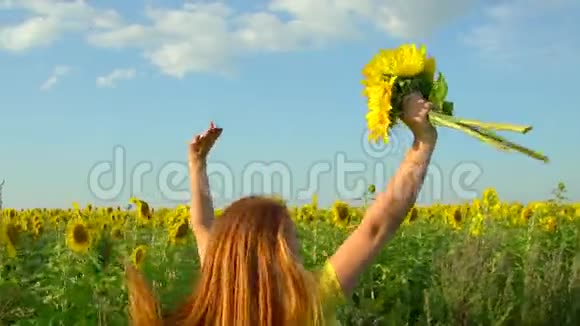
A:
401;92;437;143
188;121;223;165
328;92;438;298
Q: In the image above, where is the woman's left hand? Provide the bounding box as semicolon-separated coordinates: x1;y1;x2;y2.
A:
188;121;223;164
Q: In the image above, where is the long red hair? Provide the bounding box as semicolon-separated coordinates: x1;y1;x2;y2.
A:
126;196;324;326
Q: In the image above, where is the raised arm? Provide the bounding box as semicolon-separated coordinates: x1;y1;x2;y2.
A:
329;93;437;296
188;121;222;265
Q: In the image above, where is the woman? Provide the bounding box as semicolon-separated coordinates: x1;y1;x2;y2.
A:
126;92;438;325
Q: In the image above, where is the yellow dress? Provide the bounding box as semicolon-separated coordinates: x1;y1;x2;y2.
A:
316;261;346;326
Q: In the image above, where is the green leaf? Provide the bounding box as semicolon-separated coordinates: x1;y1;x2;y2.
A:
442;101;454;116
429;72;448;108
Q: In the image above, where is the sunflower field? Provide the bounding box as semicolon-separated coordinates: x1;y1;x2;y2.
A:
1;186;580;325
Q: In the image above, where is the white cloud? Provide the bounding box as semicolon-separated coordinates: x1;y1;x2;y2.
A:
463;0;580;67
96;68;137;88
0;16;60;51
1;0;575;81
2;0;473;77
0;0;122;51
40;65;70;91
375;0;476;39
86;0;470;78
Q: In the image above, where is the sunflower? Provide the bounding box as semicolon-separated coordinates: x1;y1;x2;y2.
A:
482;188;500;208
361;43;434;143
363;76;397;142
447;207;463;230
6;208;17;219
469;213;484;237
378;44;428;76
100;221;110;231
111;227;124;240
539;215;557;233
331;200;350;226
296;205;316;222
453;208;462;224
66;219;92;253
169;220;189;244
520;207;534;224
51;215;64;226
131;245;147;268
110;211;123;224
407;206;419;223
423;57;436;82
1;221;19;258
130;197;153;225
31;222;43;238
30;214;44;237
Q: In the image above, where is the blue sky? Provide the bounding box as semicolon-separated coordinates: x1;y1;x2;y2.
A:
1;0;579;209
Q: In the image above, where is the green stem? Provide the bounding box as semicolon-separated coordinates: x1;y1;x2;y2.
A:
429;114;510;151
429;107;533;134
454;119;532;134
459;122;549;162
429;112;549;163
